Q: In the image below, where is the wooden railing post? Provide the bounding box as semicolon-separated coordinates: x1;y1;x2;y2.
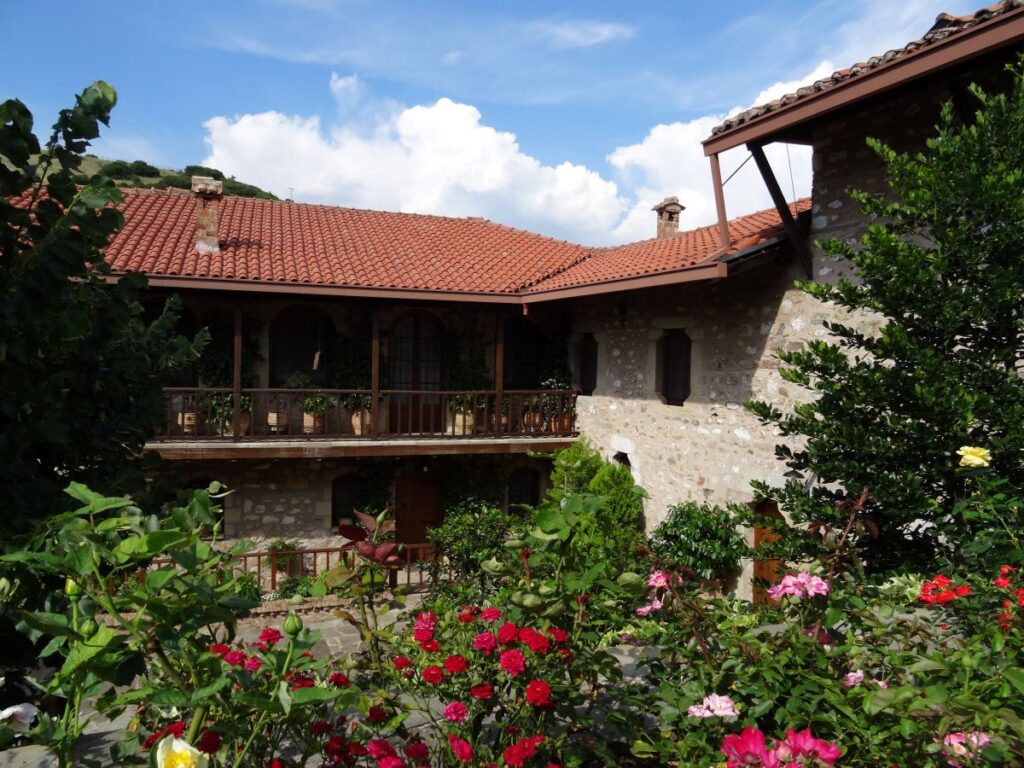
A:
232;305;242;442
494;316;504;437
371;310;381;438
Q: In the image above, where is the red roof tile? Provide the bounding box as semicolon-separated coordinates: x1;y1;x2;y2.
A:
710;1;1022;138
526;200;809;293
105;189;590;295
100;188;807;298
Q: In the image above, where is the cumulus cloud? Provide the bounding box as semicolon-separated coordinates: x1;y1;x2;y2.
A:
606;61;834;243
203;96;625;244
203;62;830;245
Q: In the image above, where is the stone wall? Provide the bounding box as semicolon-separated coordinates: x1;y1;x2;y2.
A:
569;74;978;596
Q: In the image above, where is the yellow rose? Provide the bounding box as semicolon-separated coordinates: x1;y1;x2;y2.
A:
156;738;209;768
956;446;991;468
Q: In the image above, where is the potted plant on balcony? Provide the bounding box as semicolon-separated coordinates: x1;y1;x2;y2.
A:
330;326;376;435
281;372;335;435
540;375;574;433
205;391;253;437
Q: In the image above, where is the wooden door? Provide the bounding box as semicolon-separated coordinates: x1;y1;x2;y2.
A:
388;313;443;434
394;469;442;547
752;501;785;604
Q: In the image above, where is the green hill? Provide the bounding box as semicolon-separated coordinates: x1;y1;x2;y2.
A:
75;156;277;200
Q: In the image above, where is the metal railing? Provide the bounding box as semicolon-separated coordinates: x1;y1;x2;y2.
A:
156;388;578;441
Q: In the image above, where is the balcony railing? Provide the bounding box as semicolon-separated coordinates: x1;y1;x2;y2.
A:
156;388;578;441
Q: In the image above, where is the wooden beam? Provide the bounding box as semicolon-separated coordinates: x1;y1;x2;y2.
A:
747;143;813;278
146;437;577;461
494;315;505;437
232;304;242;442
709;153;731;252
371;309;381;438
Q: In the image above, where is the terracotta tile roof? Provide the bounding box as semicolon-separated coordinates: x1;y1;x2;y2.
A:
105;189;591;295
97;188;807;298
526;200;810;293
710;0;1023;137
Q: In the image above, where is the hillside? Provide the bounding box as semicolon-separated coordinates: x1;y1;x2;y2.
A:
75;156;277;200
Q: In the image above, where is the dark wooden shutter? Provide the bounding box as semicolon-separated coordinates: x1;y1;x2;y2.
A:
579;333;598;396
661;330;691;405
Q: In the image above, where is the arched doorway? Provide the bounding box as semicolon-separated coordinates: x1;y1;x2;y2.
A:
270;305;335;386
394;468;442;546
387;312;444;433
507;466;541;509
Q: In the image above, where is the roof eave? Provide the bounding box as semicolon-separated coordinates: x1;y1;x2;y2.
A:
702;5;1024;156
520;261;728;304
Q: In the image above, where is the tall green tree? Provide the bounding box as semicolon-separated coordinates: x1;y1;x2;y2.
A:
0;83;204;533
747;62;1024;571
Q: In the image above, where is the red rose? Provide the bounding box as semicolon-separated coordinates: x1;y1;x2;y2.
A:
448;734;473;763
473;632;498;655
223;650;247;667
518;628;550;655
419;639;440;653
368;739;396;758
290;674;315;689
503;736;542;767
953;585;971;597
413;611;437;643
257;627;284;649
393;656;412;670
368;706;388;723
422;665;445;684
547;627;569;643
329;672;351;687
457;612;476;623
349;742;368;757
480;607;502;623
404;742;430;761
209;644;230;656
311;720;330;736
444;655;468;674
497;622;519;645
378;757;406;768
196;729;222;754
470;682;494;700
499;649;526;677
525;679;553;707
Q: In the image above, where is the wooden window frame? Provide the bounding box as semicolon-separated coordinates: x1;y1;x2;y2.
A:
657;329;692;406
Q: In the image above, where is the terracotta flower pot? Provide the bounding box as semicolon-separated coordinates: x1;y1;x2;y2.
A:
449;410;475;435
350;409;371;435
267;409;288;434
303;412;325;435
178;410;197;436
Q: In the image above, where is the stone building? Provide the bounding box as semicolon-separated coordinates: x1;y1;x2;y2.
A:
107;2;1023;591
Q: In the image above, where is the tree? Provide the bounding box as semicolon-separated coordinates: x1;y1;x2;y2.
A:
0;83;204;533
747;62;1024;571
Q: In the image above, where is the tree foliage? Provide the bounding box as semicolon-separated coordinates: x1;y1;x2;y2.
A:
0;83;204;532
747;62;1024;570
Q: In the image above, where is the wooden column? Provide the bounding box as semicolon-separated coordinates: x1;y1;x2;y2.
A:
371;309;380;438
708;152;731;252
494;315;505;437
232;303;242;442
747;142;813;278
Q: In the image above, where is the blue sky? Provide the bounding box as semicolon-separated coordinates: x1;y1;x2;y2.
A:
2;0;979;244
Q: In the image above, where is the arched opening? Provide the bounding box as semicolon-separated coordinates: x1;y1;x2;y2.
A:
331;475;362;530
503;317;545;389
507;466;541;509
387;312;444;433
270;305;335;386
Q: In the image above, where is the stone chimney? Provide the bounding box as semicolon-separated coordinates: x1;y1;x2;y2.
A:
652;196;685;239
191;176;224;254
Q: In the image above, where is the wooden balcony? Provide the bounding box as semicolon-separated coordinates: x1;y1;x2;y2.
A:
150;387;579;459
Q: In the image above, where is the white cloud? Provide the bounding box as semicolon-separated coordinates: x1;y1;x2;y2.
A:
203;95;625;244
605;61;833;243
202;61;828;246
530;19;635;49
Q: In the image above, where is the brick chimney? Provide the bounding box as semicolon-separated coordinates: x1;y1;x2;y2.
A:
191;176;223;254
652;196;684;239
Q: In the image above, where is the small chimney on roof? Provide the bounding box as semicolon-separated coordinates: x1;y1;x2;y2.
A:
191;176;223;254
652;196;684;239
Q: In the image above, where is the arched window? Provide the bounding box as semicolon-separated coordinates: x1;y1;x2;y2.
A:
503;317;545;389
507;466;541;509
270;306;335;386
656;329;692;406
331;475;362;529
387;312;444;433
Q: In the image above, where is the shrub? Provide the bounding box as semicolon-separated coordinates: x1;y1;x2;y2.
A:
100;159;135;179
128;159;160;176
544;440;604;505
233;571;262;603
651;501;748;581
428;497;526;594
275;574;313;600
183;164;224;180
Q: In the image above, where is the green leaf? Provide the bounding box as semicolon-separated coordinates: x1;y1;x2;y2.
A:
1004;668;1024;697
277;681;292;715
145;568;176;593
289;687;339;705
190;676;230;704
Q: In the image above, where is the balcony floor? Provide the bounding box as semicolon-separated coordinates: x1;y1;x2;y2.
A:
147;435;576;460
